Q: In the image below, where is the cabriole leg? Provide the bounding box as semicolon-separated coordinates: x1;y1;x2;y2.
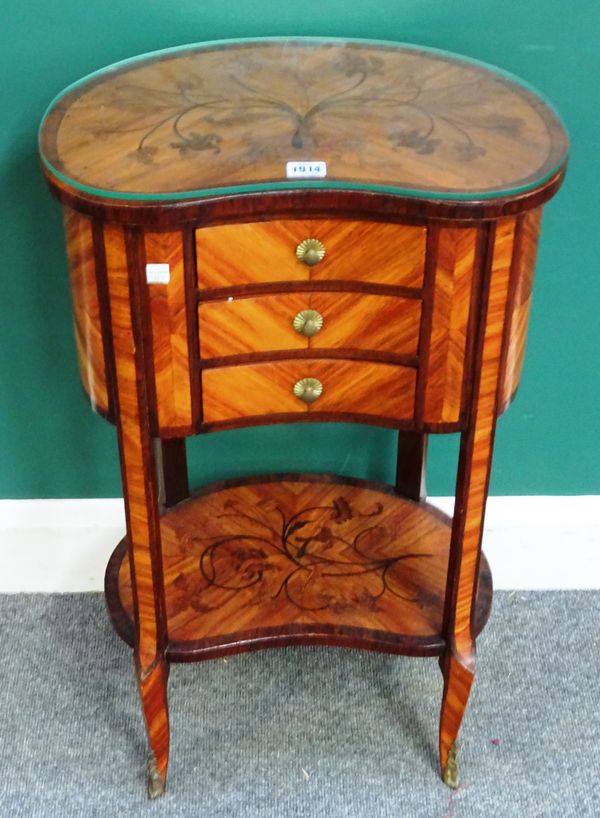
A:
105;223;171;797
439;219;516;787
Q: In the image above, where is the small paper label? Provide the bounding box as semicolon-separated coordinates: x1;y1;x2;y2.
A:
145;263;170;285
286;161;327;179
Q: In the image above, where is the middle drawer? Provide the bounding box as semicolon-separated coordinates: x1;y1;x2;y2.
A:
198;292;421;359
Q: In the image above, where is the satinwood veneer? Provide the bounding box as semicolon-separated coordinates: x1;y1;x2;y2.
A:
39;37;568;798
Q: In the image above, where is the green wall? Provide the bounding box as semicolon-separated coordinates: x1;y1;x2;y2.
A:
1;1;598;498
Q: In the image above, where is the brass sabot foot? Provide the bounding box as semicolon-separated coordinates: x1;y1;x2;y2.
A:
442;742;459;789
147;755;166;799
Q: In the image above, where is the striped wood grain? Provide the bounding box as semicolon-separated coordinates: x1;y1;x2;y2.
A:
202;360;416;423
198;293;421;358
423;226;477;424
500;208;542;409
104;224;170;793
144;232;193;430
196;220;426;289
64;208;109;412
439;218;517;782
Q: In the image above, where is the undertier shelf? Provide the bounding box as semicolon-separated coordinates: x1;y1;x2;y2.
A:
105;474;492;660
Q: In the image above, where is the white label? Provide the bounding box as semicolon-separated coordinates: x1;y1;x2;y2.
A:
286;161;327;179
145;263;170;285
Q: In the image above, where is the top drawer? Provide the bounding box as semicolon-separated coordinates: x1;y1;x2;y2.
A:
196;219;426;290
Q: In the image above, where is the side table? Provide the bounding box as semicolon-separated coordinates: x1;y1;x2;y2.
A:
39;37;568;797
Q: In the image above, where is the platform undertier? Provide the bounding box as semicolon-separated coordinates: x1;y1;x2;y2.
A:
105;474;492;660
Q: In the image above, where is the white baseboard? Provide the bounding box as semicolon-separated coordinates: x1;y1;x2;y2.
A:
0;497;598;593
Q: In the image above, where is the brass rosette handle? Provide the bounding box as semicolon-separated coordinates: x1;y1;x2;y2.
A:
295;238;326;266
293;377;323;404
292;309;324;338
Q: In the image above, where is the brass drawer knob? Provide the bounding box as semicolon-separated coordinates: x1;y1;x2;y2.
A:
296;238;326;266
293;377;323;404
292;309;324;337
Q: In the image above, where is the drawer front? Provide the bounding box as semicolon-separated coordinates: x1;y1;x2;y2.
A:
199;293;422;359
202;360;416;423
196;220;426;290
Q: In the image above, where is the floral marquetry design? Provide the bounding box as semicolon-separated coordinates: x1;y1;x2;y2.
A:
111;477;490;648
40;39;568;199
114;49;510;165
170;492;430;616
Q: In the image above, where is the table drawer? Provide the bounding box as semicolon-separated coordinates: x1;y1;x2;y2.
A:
202;360;416;423
198;293;421;359
196;220;426;290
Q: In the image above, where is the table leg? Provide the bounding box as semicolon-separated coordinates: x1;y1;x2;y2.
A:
395;431;427;500
439;646;474;788
155;438;189;508
117;418;170;798
105;223;170;797
439;219;517;787
439;421;495;788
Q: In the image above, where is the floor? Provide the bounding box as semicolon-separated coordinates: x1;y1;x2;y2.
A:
0;591;598;817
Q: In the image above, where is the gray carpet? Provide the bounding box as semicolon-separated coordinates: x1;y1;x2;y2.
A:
0;592;598;817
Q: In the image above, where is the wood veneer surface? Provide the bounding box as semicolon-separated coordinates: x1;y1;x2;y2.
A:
64;208;109;412
40;40;568;200
201;359;417;422
500;208;542;409
104;223;170;788
144;231;193;429
110;476;492;654
196;220;426;289
423;226;477;424
199;292;421;358
65;209;536;432
438;218;516;776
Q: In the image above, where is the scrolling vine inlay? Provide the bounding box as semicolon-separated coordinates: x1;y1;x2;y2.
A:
120;51;518;163
172;492;431;615
111;478;467;645
40;40;568;197
107;475;468;646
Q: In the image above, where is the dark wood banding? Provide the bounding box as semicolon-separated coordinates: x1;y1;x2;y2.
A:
182;227;203;426
43;168;567;227
199;349;419;370
195;412;464;436
414;225;439;425
196;280;424;302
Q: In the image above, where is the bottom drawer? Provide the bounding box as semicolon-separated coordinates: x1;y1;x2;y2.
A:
202;360;416;423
